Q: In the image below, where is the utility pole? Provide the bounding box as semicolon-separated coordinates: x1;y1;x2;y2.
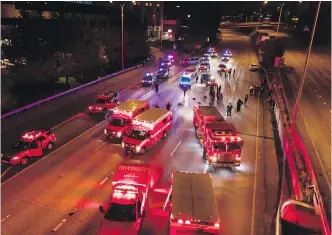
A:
276;3;284;39
291;1;321;124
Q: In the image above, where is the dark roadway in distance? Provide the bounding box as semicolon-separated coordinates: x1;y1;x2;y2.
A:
1;30;280;235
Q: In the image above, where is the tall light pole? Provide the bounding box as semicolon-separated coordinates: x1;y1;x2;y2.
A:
291;1;321;124
276;2;284;39
110;1;128;70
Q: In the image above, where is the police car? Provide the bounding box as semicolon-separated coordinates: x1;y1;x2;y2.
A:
156;68;169;79
142;73;156;86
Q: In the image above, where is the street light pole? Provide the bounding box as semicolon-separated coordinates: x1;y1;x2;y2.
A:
276;2;284;39
291;1;321;124
110;1;127;70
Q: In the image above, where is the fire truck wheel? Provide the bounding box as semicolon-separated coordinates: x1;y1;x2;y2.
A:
202;149;207;160
21;157;28;165
163;131;167;139
47;142;54;151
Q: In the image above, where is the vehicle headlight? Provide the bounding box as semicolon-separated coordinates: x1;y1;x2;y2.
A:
209;156;217;162
104;129;108;135
121;142;125;148
117;132;122;137
12;156;19;160
135;146;141;153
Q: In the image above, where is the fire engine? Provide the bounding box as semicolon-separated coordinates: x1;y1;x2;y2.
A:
1;129;56;165
98;162;153;235
164;171;220;235
202;122;244;168
104;99;149;140
122;108;172;155
193;106;225;141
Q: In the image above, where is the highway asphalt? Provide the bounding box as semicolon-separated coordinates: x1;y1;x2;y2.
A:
0;48;185;181
272;31;331;225
1;31;279;235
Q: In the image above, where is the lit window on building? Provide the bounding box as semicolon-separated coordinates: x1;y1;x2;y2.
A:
149;3;152;6
132;1;136;5
145;3;148;6
157;3;160;7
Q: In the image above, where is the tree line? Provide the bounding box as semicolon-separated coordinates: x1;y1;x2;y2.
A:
1;10;149;113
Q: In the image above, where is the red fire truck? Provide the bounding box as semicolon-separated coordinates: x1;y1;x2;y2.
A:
104;99;149;140
193;106;225;141
164;171;221;235
202;122;244;168
122;108;172;155
98;162;153;235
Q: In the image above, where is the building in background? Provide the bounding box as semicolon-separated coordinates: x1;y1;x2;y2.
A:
130;1;164;40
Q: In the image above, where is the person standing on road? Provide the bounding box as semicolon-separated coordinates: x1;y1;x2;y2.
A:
226;103;233;116
183;88;187;98
155;83;159;96
166;102;172;110
236;99;244;112
196;75;199;83
244;94;249;105
233;68;236;77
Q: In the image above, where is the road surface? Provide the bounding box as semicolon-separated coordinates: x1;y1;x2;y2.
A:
1;48;186;181
1;30;279;235
274;30;331;225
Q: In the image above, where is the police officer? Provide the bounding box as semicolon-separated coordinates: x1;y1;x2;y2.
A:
154;104;160;108
244;94;249;105
155;83;159;96
227;103;233;116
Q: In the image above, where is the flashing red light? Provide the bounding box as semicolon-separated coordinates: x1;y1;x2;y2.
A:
214;222;220;228
185;220;191;225
178;219;184;224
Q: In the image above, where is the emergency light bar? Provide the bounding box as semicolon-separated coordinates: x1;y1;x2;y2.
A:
145;73;153;76
22;131;41;139
168;55;173;58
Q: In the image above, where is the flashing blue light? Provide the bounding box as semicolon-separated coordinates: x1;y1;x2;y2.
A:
145;73;152;76
161;63;164;65
168;55;173;58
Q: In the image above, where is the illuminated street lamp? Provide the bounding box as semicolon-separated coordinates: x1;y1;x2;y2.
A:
176;5;180;8
264;1;268;4
110;1;129;70
187;14;191;18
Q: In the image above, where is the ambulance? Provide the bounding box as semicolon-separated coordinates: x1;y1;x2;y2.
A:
202;121;244;168
122;108;172;155
98;162;153;235
104;99;149;140
193;106;225;141
164;171;220;235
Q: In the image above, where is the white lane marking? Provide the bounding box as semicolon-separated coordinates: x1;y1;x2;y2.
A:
250;95;260;235
51;111;89;130
1;166;12;179
93;141;107;152
170;141;182;156
52;219;67;232
1;215;10;223
2;121;105;186
99;177;109;185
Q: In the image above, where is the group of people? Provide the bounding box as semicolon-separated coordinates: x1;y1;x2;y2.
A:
154;102;172;110
219;68;236;79
208;83;223;106
226;95;248;117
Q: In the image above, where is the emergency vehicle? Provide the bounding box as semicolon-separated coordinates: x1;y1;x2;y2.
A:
223;49;232;57
104;99;149;140
208;47;217;53
156;68;169;79
217;64;231;74
122;108;172;155
198;62;210;72
89;93;118;114
179;73;192;89
166;54;175;63
1;129;56;165
98;162;152;235
164;171;220;235
193;106;225;141
142;73;156;86
202;122;244;168
185;65;198;78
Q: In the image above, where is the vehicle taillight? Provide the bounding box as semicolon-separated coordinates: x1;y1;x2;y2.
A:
185;220;191;225
235;154;241;161
178;219;184;224
214;222;220;228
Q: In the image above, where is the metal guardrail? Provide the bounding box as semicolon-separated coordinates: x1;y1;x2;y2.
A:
1;60;150;119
